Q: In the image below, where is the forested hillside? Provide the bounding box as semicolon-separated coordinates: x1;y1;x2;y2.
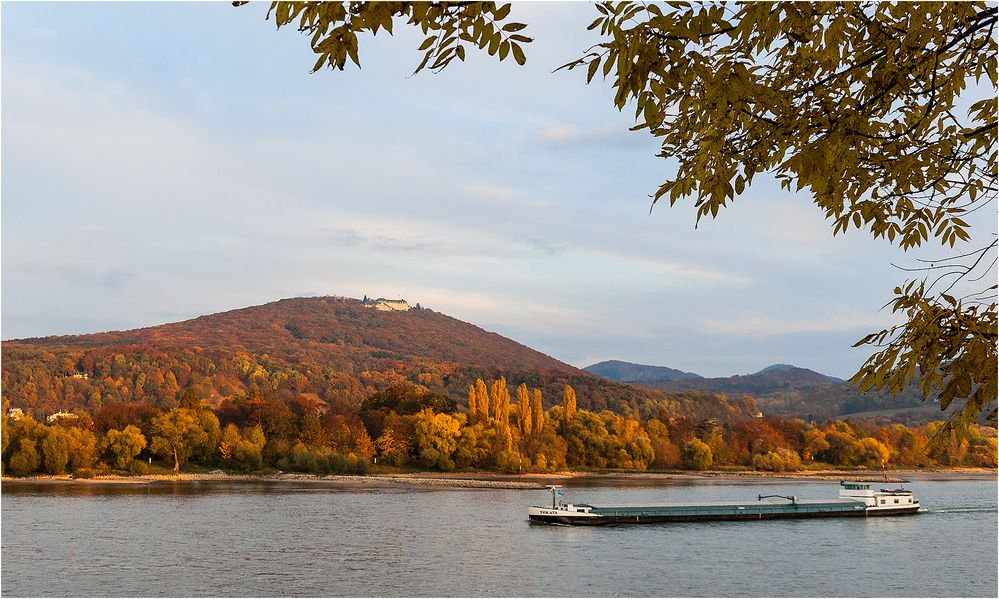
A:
1;296;755;423
3;298;993;478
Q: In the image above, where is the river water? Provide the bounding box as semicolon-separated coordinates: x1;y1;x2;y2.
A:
1;474;995;597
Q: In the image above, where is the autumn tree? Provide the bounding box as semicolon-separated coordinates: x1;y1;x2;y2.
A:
8;438;41;475
39;427;71;475
562;385;577;423
681;438;713;471
150;408;217;472
489;378;510;425
413;408;461;470
256;1;998;433
474;378;489;420
751;448;802;472
375;411;415;466
516;383;532;436
102;425;148;470
467;384;478;421
219;423;266;471
453;415;495;469
531;388;544;435
645;418;681;468
64;427;97;472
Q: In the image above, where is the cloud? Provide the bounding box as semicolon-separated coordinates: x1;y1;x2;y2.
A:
537;122;640;147
10;261;137;290
698;313;892;337
530;239;564;255
1;4;931;380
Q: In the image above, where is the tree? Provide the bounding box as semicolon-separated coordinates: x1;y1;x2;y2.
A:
562;385;577;423
256;2;533;73
8;438;41;475
413;408;461;470
40;428;71;474
751;448;802;472
220;423;266;471
474;378;489;420
150;408;215;472
646;419;680;468
102;425;147;470
681;438;713;471
802;428;831;462
531;388;544;436
256;1;998;433
467;384;478;421
64;427;98;472
516;383;531;436
489;378;510;424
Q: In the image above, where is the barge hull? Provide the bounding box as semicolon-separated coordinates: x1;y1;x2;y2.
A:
528;503;919;525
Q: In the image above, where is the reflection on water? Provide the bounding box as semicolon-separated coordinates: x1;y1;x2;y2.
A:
2;476;995;597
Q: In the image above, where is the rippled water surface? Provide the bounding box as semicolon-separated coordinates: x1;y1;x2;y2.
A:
2;475;996;596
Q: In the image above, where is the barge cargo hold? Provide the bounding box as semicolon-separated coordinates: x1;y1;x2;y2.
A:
528;481;920;525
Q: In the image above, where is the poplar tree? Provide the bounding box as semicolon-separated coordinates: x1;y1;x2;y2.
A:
516;383;532;436
467;384;477;420
563;385;577;422
490;378;510;425
474;378;489;420
531;389;544;435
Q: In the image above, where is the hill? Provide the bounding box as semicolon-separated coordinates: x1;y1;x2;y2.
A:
1;296;755;423
586;360;949;425
583;360;702;382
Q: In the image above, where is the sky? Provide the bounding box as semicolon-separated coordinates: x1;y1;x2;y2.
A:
2;2;994;379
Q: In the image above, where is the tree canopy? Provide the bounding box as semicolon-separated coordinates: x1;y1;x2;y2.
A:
248;1;997;434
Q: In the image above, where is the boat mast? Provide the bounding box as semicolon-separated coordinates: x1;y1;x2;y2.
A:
547;485;563;508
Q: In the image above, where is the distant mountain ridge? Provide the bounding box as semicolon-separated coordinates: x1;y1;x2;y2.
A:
583;360;841;387
583;360;703;383
584;359;944;425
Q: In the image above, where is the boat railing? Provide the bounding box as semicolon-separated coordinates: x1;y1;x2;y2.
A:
758;494;798;505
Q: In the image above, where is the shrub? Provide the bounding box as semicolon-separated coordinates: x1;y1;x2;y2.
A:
752;448;803;472
681;439;713;470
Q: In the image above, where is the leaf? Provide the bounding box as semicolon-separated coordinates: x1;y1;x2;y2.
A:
494;3;512;21
587;58;600;83
511;42;526;66
418;36;436;51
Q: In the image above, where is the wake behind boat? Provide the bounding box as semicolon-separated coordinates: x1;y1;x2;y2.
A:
528;481;920;525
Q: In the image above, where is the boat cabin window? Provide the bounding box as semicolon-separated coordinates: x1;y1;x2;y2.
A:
843;483;870;491
880;499;886;504
894;499;899;504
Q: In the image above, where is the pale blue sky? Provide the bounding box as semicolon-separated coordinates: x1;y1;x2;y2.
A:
2;2;993;378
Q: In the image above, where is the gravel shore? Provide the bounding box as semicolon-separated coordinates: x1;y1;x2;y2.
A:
3;468;993;488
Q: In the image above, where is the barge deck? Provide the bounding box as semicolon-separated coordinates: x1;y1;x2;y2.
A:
528;481;920;525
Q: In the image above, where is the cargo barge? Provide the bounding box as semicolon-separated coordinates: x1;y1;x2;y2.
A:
528;481;920;525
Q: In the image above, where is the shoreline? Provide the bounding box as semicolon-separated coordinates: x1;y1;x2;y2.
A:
2;467;994;489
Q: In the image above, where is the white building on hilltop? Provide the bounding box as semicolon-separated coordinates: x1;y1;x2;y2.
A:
363;297;411;312
46;411;79;424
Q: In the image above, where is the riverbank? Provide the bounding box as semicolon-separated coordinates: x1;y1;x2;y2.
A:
2;467;993;488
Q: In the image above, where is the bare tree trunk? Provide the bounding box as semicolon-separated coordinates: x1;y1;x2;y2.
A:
172;445;180;472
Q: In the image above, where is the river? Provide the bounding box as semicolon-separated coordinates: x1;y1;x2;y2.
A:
1;474;995;597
